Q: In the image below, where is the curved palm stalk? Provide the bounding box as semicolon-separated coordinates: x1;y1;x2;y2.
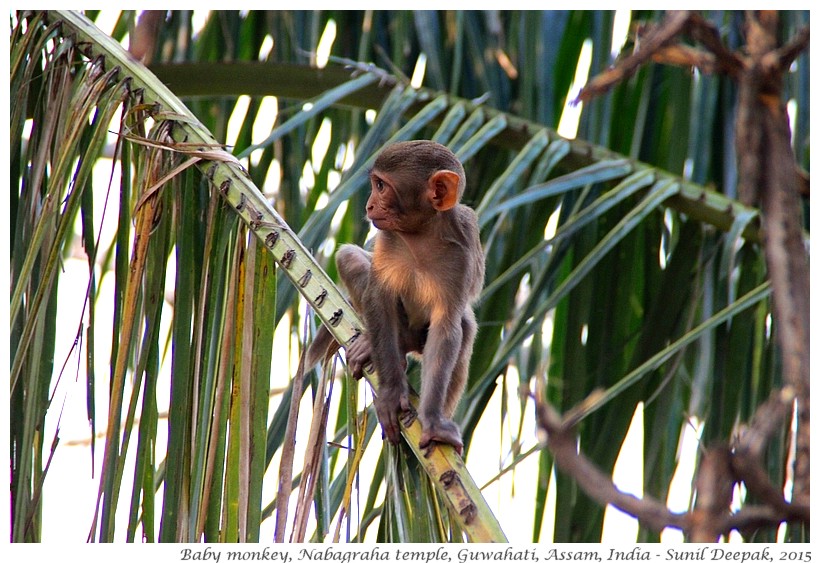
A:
46;10;507;542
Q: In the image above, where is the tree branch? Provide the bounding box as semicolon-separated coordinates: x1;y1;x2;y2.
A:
535;393;687;534
535;384;809;540
578;11;744;102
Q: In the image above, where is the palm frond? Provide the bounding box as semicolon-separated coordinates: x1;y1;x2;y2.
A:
11;9;806;543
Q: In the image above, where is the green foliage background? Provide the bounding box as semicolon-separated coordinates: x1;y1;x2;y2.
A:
9;10;809;543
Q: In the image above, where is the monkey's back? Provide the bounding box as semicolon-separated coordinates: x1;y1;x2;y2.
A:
449;204;484;304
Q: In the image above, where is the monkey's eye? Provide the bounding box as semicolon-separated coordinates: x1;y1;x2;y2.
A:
375;178;385;192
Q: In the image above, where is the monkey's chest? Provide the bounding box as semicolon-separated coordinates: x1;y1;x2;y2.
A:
375;264;443;326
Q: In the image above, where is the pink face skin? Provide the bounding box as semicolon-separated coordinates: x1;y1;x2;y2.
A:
366;169;420;232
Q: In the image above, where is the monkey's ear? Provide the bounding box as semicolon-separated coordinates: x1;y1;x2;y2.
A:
428;170;461;211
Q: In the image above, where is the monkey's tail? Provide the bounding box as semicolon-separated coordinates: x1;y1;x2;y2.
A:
305;324;342;369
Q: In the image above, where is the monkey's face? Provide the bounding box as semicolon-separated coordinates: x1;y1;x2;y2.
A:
366;169;434;233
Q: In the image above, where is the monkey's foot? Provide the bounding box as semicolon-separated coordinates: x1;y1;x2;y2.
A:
419;418;463;457
374;386;412;445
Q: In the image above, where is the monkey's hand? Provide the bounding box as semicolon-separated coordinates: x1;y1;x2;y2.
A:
419;416;463;456
347;334;409;380
345;334;373;380
374;382;412;445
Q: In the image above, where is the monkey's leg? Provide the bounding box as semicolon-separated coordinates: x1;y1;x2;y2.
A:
443;309;476;418
306;244;373;370
335;244;373;378
335;244;372;308
418;312;465;454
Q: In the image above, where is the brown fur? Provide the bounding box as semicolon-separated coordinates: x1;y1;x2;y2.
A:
308;141;484;454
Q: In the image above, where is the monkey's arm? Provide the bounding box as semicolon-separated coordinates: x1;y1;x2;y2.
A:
360;281;411;444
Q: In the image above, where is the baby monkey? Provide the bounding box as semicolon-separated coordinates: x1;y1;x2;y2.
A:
309;140;484;454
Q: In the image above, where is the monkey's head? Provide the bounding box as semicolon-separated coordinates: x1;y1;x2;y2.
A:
366;141;466;233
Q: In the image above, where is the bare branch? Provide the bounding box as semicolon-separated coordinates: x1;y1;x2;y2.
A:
578;11;745;103
691;446;735;542
650;44;719;74
773;26;810;71
535;384;809;540
685;12;744;75
578;11;692;102
717;504;810;538
535;395;687;534
735;388;793;459
738;11;810;506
